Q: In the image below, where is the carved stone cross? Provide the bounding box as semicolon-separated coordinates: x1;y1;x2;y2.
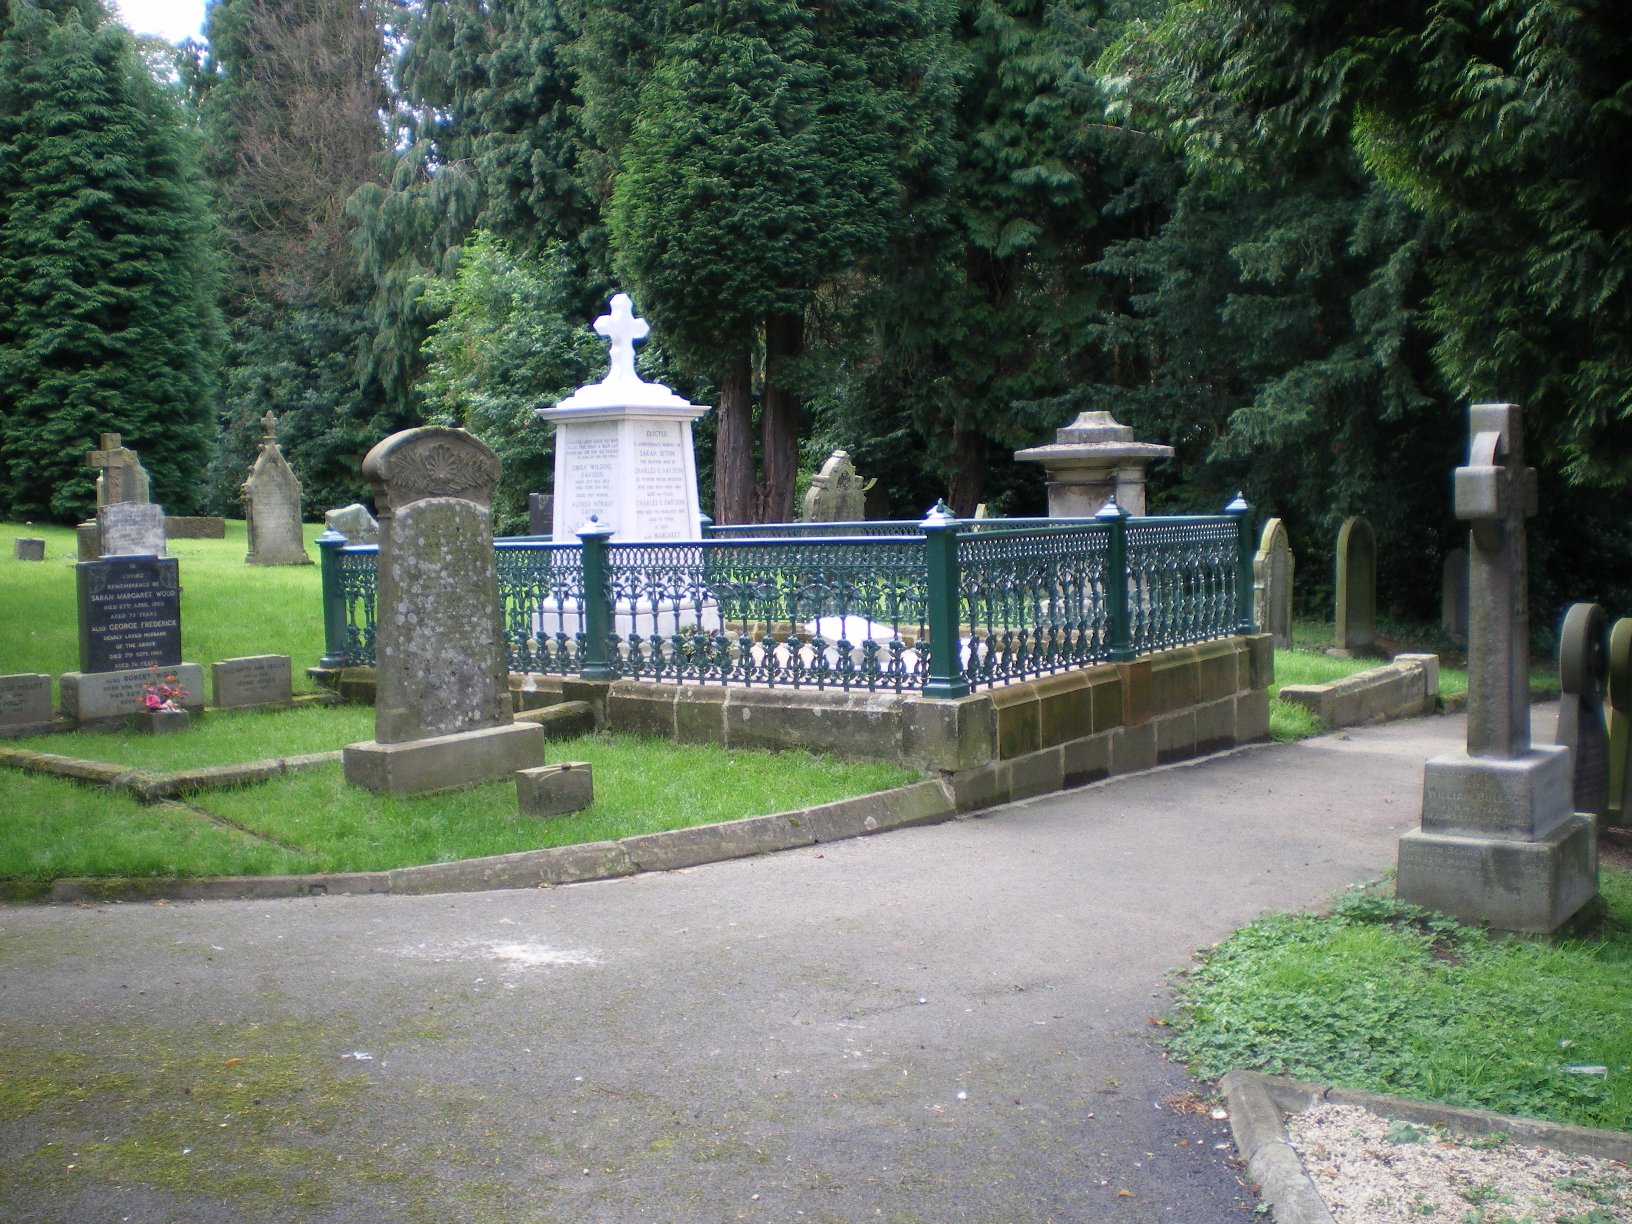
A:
593;293;649;385
1455;403;1538;759
86;433;140;505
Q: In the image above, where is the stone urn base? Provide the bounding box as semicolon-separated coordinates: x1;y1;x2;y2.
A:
138;709;191;735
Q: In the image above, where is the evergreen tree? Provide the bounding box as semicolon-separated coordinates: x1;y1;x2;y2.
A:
0;0;221;522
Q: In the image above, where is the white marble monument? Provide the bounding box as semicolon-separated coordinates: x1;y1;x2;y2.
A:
536;294;709;543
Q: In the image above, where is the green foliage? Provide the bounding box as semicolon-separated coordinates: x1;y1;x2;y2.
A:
417;232;604;531
0;0;221;522
1168;878;1632;1130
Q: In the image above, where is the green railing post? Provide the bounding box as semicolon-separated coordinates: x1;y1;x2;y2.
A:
576;517;619;681
920;501;970;699
317;529;350;668
1097;498;1134;661
1226;492;1257;634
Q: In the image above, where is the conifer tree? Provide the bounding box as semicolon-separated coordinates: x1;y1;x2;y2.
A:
0;0;221;521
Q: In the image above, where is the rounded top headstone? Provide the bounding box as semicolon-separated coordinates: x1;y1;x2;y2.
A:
362;427;502;516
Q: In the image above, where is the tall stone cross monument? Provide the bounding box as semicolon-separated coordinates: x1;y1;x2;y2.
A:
1396;403;1597;932
86;433;148;506
536;293;709;542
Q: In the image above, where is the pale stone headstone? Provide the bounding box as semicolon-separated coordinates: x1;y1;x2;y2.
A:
1332;516;1376;656
1555;603;1609;821
1441;547;1469;646
75;555;181;673
0;673;53;737
76;522;99;560
13;538;44;561
1397;403;1596;933
61;662;204;728
212;654;294;710
86;433;148;507
97;502;167;558
343;427;544;795
1608;617;1632;826
536;293;709;542
1013;411;1173;518
1252;518;1294;650
323;503;379;544
243;411;311;565
516;762;593;817
800;450;872;522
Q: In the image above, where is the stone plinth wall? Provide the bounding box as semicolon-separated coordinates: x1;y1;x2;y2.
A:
1277;653;1439;731
503;634;1275;811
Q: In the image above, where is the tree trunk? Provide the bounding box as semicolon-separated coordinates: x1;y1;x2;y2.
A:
946;420;986;517
713;349;755;525
758;310;804;523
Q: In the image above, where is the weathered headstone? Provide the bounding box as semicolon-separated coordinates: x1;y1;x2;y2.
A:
76;522;100;560
1606;617;1632;826
536;293;709;542
60;664;204;727
800;450;872;522
86;433;148;507
1396;403;1596;933
1555;603;1610;822
343;427;544;795
243;411;311;565
0;674;53;737
97;502;167;558
1252;517;1294;650
1441;547;1469;646
528;492;553;536
323;503;379;544
13;538;44;561
212;654;294;710
1332;516;1376;656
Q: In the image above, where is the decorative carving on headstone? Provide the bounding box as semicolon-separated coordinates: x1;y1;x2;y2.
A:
343;426;542;795
1440;547;1469;647
1332;516;1376;656
800;450;873;523
1252;518;1294;650
1606;617;1632;827
1396;403;1597;933
1555;603;1609;821
1013;411;1173;518
243;411;311;565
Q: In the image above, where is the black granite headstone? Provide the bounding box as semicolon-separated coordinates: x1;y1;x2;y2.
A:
528;491;553;537
76;556;182;673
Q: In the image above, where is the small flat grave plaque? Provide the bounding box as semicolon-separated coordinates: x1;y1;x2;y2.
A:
0;673;52;736
212;655;293;709
76;556;182;673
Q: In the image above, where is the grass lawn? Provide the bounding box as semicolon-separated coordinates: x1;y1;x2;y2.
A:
1166;876;1632;1132
0;520;330;700
0;706;918;882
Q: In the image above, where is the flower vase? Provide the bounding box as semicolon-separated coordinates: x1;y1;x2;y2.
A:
138;708;191;735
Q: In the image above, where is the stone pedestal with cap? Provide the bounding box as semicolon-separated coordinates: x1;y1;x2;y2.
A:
1396;403;1596;932
1013;411;1173;518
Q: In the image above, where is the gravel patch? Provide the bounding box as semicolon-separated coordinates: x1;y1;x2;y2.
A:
1287;1102;1632;1222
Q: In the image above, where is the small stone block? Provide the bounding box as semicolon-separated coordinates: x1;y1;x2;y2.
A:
1396;814;1597;934
138;709;191;735
13;538;44;561
0;673;54;737
212;655;293;709
516;762;593;818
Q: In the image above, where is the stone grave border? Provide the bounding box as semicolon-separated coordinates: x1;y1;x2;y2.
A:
1220;1070;1632;1224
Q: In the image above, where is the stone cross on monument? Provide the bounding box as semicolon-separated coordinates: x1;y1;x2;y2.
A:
1396;402;1596;933
260;410;279;441
1455;402;1539;758
86;433;140;505
594;293;649;387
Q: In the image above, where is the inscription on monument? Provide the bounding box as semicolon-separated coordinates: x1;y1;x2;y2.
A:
631;425;690;537
76;556;182;673
557;424;620;532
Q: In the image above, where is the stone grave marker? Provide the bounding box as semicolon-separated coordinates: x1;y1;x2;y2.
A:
0;674;53;737
1441;547;1469;646
1252;517;1294;650
14;538;44;561
243;411;311;565
76;555;182;673
212;655;294;710
323;503;379;544
343;426;544;795
1555;603;1609;822
800;450;872;522
536;293;709;542
98;502;167;557
516;762;593;817
1332;516;1376;656
1396;402;1596;933
528;492;553;536
86;432;148;507
1013;411;1173;518
1607;617;1632;826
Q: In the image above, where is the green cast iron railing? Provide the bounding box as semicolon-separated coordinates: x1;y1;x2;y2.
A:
317;497;1258;696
